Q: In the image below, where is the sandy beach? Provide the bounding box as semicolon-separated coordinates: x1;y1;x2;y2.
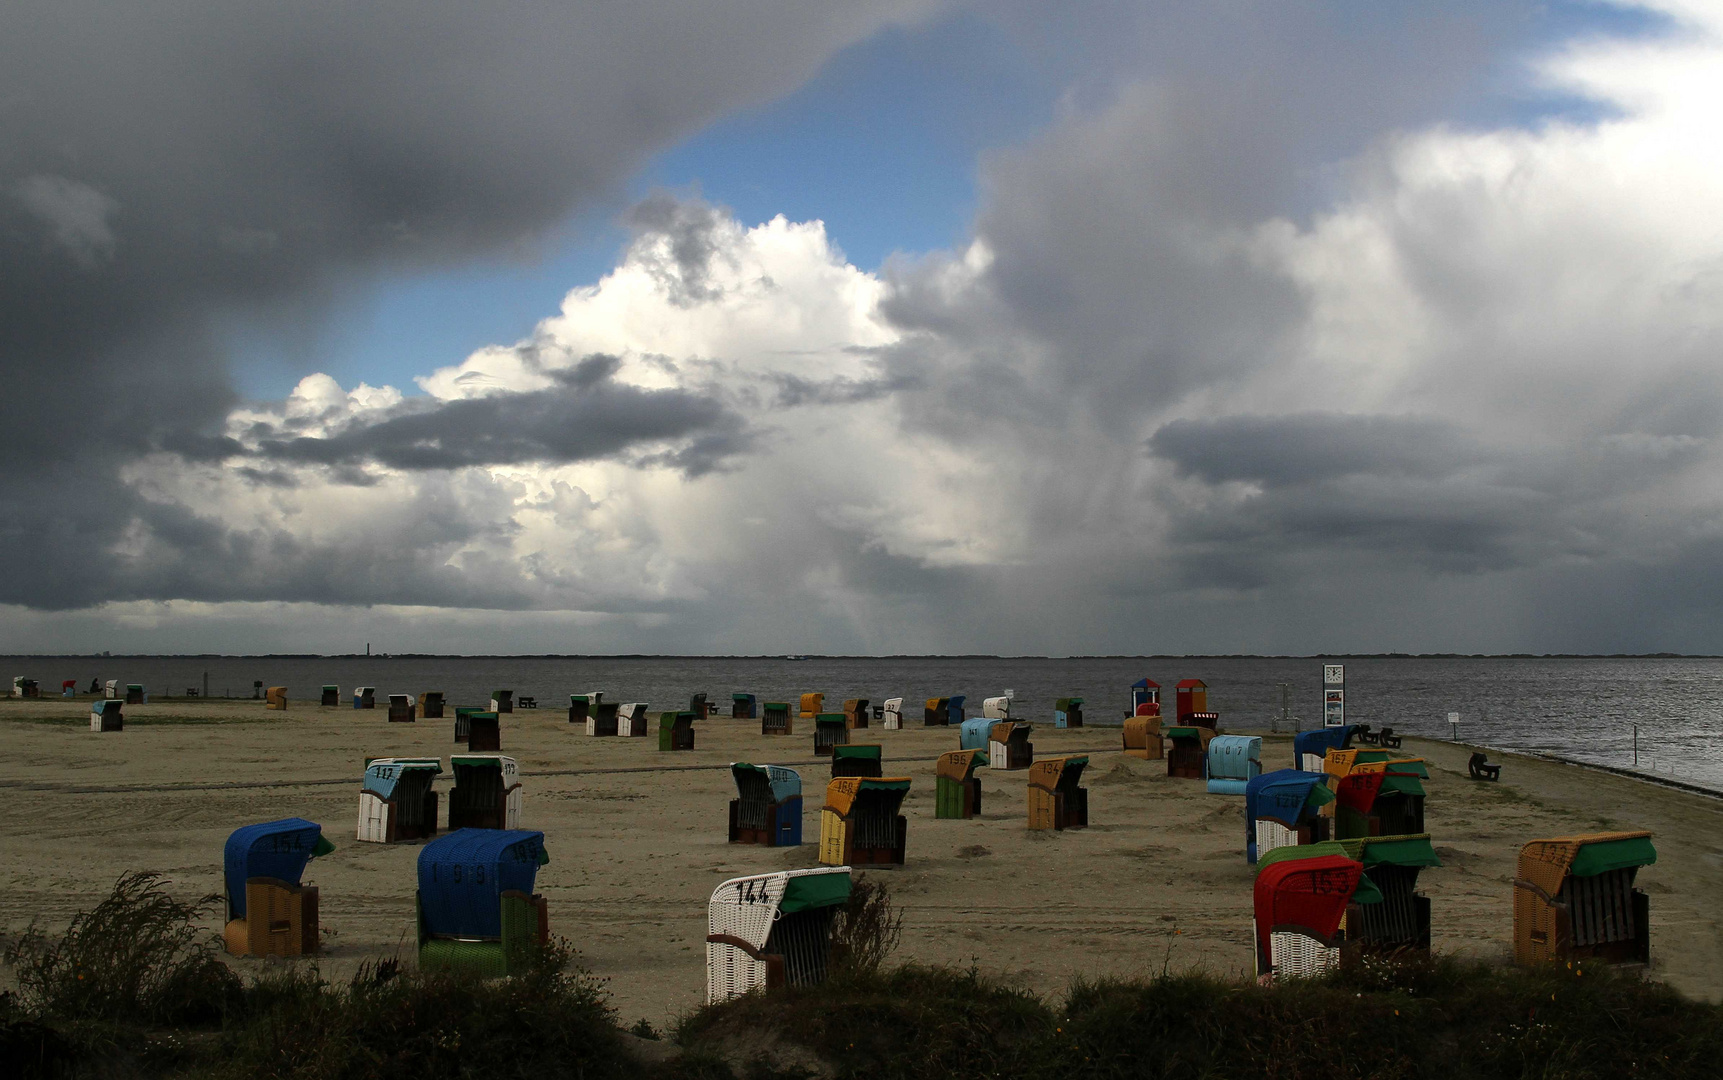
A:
1;695;1718;1029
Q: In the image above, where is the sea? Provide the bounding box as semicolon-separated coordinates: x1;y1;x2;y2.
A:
8;655;1721;794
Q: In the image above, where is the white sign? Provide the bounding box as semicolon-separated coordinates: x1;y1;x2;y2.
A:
1324;690;1345;728
1324;665;1345;686
1447;712;1459;725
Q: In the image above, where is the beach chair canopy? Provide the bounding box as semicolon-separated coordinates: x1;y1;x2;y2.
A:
732;763;802;802
1294;726;1358;768
936;748;987;781
389;694;410;707
1522;833;1657;886
1207;735;1260;780
883;697;903;713
710;867;852;953
824;777;912;818
1055;696;1085;711
958;716;993;752
1028;755;1088;793
948;694;967;719
734;693;754;703
418;828;547;939
982;695;1011;719
1338;834;1442;873
1253;853;1366;963
707;867;853;1002
224;818;333;920
363;757;442;799
1246;770;1335;827
800;693;824;715
833;744;882;764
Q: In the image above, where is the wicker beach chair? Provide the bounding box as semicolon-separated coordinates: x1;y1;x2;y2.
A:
813;713;849;756
387;694;416;723
1123;715;1164;760
103;679;119;699
1027;755;1089;831
935;749;986;819
579;696;618;736
732;693;757;719
762;701;793;736
266;686;288;711
1326;752;1428;839
958;716;992;752
352;686;375;709
13;676;40;699
1205;735;1262;795
1340;834;1440;952
988;721;1034;771
222;818;333;958
1245;769;1335;863
415;691;444;719
616;702;646;737
448;754;521;830
881;697;905;729
453;706;480;744
1514;832;1655;966
357;757;442;843
923;697;949;726
466;711;502;752
843;698;870;729
819;777;911;867
125;683;146;704
799;693;824;723
568;693;595;726
1251;851;1365;982
982;695;1011;720
489;689;514;714
417;829;549;978
1054;697;1084;728
1165;725;1215;779
1294;725;1359;771
659;710;695;751
706;867;852;1003
728;764;803;846
831;744;883;779
89;699;123;732
948;695;968;726
320;685;339;707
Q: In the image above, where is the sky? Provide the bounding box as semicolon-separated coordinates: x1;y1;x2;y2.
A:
3;0;1721;656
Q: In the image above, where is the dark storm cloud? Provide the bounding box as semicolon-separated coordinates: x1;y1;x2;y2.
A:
1147;413;1486;486
242;357;747;476
0;0;935;607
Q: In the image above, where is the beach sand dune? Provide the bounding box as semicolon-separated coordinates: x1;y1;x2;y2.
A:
1;697;1718;1028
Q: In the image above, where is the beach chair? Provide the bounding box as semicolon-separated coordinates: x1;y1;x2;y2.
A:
982;695;1011;720
1340;834;1440;953
799;693;824;723
61;680;76;698
581;697;617;736
728;764;803;846
1326;752;1428;839
13;676;40;699
489;689;513;714
387;694;416;723
1205;735;1262;795
923;697;949;726
1245;769;1335;863
659;710;695;751
357;758;441;843
1469;752;1501;781
1293;725;1359;772
467;711;502;752
453;706;480;744
843;698;870;729
320;685;339;707
89;699;123;732
1251;850;1365;982
125;683;146;704
813;713;849;756
418;691;445;719
819;777;911;867
988;721;1034;771
762;701;793;736
933;749;984;819
1123;715;1164;760
948;695;967;726
222;818;333;958
1165;726;1214;779
1054;697;1084;728
881;697;905;729
352;686;376;709
707;867;851;1003
832;744;883;779
1514;832;1655;967
616;702;646;737
1175;679;1219;728
417;829;549;978
690;692;710;720
266;686;288;711
568;693;595;726
447;754;522;830
958;716;993;752
732;693;757;719
1130;677;1161;718
1027;756;1089;831
104;679;120;699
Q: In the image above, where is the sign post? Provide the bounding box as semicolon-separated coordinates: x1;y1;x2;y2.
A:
1447;712;1460;741
1323;664;1345;728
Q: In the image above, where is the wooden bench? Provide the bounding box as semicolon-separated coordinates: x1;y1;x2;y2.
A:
1468;752;1501;781
1354;724;1377;745
1378;726;1402;749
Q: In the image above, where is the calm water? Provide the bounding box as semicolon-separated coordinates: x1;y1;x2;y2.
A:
9;655;1721;791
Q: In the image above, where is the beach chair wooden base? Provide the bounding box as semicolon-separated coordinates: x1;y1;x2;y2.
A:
225;879;318;957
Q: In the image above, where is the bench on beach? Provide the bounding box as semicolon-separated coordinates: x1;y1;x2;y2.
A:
1378;726;1402;749
1469;752;1501;781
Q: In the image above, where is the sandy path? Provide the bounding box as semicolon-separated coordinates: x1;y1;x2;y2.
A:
1;696;1718;1030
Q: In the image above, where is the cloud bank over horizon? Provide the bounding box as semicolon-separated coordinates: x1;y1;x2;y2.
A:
5;1;1723;654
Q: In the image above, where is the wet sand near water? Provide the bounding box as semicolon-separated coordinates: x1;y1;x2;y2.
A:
1;696;1719;1030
